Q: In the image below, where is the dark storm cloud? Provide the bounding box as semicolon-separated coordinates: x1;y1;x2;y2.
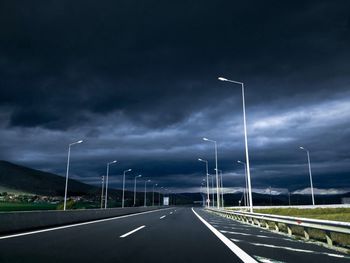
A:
0;0;350;195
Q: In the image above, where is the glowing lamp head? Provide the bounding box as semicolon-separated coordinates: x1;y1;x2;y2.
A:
218;77;228;81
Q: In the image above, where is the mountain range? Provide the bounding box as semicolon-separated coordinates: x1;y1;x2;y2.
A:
0;160;349;206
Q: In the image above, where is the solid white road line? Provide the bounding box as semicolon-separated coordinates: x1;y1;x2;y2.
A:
192;208;258;263
120;225;145;238
0;208;171;240
160;215;166;219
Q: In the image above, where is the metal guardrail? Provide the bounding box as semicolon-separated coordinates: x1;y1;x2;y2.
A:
206;208;350;248
226;204;350;210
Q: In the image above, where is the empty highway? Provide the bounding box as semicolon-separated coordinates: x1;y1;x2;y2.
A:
0;207;349;263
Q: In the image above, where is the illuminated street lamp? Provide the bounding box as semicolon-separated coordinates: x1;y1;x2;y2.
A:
104;160;118;209
198;158;210;207
144;179;151;207
122;168;132;208
299;146;315;205
133;174;142;206
203;137;220;208
63;140;83;211
218;77;253;212
237;160;249;208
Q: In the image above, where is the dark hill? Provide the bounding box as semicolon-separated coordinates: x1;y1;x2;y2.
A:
0;160;100;196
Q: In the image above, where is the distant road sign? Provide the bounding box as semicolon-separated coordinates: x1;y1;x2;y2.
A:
163;197;169;206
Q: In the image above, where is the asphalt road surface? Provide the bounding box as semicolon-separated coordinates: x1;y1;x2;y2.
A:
0;207;349;263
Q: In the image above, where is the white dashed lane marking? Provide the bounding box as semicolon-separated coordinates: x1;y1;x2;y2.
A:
120;225;146;238
254;255;286;263
230;239;350;259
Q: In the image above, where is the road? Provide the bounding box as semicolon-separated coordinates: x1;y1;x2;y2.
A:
0;207;349;263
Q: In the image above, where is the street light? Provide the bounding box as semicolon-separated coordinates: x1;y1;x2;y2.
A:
237;160;249;208
202;137;220;209
152;183;158;206
218;76;253;212
63;139;83;211
100;175;105;209
198;158;210;207
200;184;205;206
144;179;151;207
159;186;164;206
133;174;142;206
122;168;132;208
105;160;117;209
215;168;224;208
210;174;215;207
220;170;224;207
299;146;315;205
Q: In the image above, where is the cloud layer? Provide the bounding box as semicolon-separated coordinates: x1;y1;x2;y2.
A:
0;1;349;193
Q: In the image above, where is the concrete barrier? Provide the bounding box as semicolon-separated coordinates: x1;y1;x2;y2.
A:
0;206;165;235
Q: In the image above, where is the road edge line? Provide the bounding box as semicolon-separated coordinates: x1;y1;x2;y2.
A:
191;208;258;263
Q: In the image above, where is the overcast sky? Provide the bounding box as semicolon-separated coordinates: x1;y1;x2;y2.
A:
0;1;349;195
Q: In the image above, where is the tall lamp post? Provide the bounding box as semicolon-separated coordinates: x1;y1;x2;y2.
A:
203;137;220;209
144;179;151;207
237;160;249;208
100;175;105;209
210;174;215;207
198;158;210;207
220;169;224;207
215;169;224;208
152;183;158;206
104;160;117;209
159;186;164;206
299;146;315;205
63;140;83;211
122;168;132;208
218;77;253;212
133;174;142;206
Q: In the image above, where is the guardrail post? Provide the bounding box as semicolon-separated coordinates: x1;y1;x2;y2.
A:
256;219;261;227
251;218;256;225
264;221;269;229
325;231;333;247
275;223;279;232
303;228;310;240
287;225;292;236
